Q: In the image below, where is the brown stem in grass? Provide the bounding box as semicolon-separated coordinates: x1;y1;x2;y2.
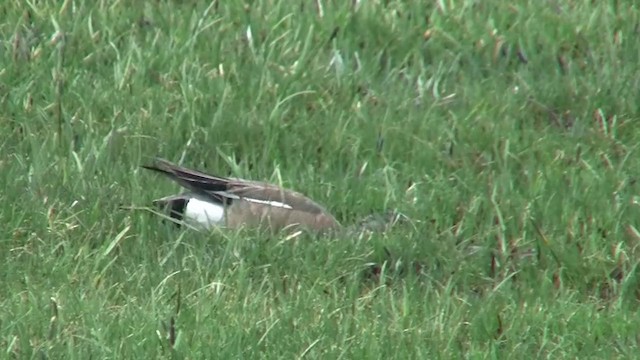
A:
54;33;66;148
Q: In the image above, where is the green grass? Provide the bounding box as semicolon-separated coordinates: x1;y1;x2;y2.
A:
2;0;640;358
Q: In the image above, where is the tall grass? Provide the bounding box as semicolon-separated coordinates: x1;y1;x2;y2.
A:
1;1;639;358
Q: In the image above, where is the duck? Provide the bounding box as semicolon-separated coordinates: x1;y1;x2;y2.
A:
142;158;342;233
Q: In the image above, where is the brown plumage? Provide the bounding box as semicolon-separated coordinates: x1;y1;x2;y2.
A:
142;158;342;233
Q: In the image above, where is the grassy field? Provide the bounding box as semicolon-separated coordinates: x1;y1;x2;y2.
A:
2;0;640;358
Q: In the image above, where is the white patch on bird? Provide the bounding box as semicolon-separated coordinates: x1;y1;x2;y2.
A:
243;197;293;209
184;197;225;229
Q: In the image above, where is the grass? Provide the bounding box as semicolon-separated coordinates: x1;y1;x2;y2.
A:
2;0;640;358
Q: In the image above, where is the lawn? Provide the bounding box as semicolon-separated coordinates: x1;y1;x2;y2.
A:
2;0;640;358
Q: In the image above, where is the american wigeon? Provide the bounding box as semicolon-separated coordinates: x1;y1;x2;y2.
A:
142;158;342;233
